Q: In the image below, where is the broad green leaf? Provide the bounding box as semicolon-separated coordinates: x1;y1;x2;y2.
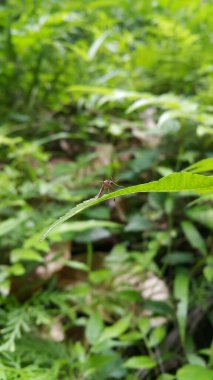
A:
87;351;125;378
24;233;49;252
86;313;104;344
138;317;151;336
124;355;157;370
187;353;206;367
10;263;25;276
181;220;207;255
0;215;27;237
41;172;213;240
148;326;166;348
177;365;213;380
87;354;118;372
174;268;189;344
10;249;43;263
98;314;132;342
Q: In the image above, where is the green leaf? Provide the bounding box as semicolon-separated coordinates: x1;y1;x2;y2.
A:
41;172;213;240
185;158;213;174
204;266;213;282
0;215;27;237
11;249;43;263
163;251;194;265
86;313;104;344
98;314;132;342
87;351;125;378
74;227;111;243
120;331;142;343
148;326;166;348
186;206;213;230
88;31;110;59
157;375;175;380
64;260;89;272
124;356;157;370
174;268;189;344
126;97;156;113
125;214;153;232
181;220;207;255
0;279;11;297
10;263;25;276
89;269;112;284
177;365;213;380
87;353;118;372
56;220;120;233
138;317;151;336
187;353;206;367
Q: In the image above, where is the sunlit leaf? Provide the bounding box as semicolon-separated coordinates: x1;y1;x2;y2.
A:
177;365;213;380
88;31;110;59
185;158;213;174
11;249;43;263
124;355;157;370
181;220;207;255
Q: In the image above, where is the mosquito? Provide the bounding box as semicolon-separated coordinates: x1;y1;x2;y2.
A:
95;178;121;199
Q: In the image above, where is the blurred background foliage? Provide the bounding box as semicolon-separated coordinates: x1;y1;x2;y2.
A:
0;0;213;379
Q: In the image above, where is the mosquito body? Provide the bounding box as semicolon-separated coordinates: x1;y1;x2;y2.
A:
95;179;120;199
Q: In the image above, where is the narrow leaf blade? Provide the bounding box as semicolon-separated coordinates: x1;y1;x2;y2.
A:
41;173;213;240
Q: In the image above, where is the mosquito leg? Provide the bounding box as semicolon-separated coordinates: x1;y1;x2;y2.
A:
107;184;116;202
95;184;105;199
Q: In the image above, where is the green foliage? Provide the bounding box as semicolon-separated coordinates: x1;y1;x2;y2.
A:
0;0;213;379
177;365;213;380
174;269;189;345
124;356;157;370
